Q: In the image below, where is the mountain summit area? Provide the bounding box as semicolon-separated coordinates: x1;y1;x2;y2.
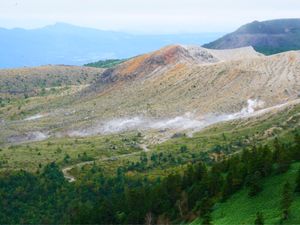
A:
203;18;300;55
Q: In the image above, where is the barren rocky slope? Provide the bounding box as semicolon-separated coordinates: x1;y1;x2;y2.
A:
1;45;300;144
81;45;299;117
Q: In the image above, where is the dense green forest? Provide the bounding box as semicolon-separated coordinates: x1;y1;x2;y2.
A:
1;131;300;224
84;59;127;68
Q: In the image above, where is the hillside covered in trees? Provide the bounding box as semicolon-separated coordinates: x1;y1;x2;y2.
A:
1;131;300;224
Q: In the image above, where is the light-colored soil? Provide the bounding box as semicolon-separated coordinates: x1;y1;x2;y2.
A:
1;45;300;145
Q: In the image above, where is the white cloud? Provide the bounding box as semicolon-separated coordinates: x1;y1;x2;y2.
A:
0;0;299;33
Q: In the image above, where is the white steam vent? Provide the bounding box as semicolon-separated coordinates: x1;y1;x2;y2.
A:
68;99;266;137
240;99;265;115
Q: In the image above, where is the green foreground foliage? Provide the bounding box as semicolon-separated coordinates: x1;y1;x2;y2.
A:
1;131;300;224
193;163;300;225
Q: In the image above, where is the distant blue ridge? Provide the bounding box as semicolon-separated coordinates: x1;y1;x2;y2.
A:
0;23;224;68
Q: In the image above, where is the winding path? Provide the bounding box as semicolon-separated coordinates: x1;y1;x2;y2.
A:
62;98;300;182
62;144;149;182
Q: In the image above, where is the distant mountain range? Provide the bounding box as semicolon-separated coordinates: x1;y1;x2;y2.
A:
2;19;300;68
203;18;300;55
0;23;223;68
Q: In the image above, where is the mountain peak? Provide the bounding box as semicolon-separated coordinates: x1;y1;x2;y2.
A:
43;22;85;31
139;44;218;66
93;45;261;91
112;45;220;78
203;18;300;54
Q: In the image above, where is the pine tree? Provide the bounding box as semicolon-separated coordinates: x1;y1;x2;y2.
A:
273;139;291;174
295;132;300;145
295;168;300;193
199;197;213;225
260;145;273;176
280;181;293;220
248;171;262;197
254;212;264;225
208;169;224;196
195;196;213;222
222;172;234;200
202;212;213;225
294;132;300;160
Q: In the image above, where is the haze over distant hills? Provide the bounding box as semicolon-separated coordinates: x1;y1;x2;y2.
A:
0;23;223;68
3;19;299;68
203;18;300;55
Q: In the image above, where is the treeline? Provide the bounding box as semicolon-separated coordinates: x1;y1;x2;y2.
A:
0;133;300;224
84;59;126;68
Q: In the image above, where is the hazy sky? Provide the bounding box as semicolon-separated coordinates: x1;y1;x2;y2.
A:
1;0;299;33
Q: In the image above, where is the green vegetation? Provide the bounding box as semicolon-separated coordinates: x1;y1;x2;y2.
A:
203;19;300;55
281;181;293;221
255;46;300;55
1;100;299;177
0;133;143;172
157;103;300;153
295;168;300;193
254;212;264;225
1;129;300;224
84;59;127;68
1;86;300;224
196;163;300;225
0;66;102;97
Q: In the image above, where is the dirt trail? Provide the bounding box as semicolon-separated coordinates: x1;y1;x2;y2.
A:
139;143;150;152
62;99;300;182
62;144;149;182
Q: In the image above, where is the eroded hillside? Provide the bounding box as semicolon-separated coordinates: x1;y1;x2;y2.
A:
1;45;300;145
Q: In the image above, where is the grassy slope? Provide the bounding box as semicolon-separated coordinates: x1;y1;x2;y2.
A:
1;88;299;178
1;101;299;179
0;85;86;121
0;132;142;172
0;66;103;96
190;163;300;225
75;103;300;179
84;59;126;68
157;103;300;152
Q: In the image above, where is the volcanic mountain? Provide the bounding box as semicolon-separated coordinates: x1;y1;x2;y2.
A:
203;19;300;55
1;44;300;143
84;44;296;117
88;45;261;91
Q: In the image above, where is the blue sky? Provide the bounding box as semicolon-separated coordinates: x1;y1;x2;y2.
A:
1;0;299;33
